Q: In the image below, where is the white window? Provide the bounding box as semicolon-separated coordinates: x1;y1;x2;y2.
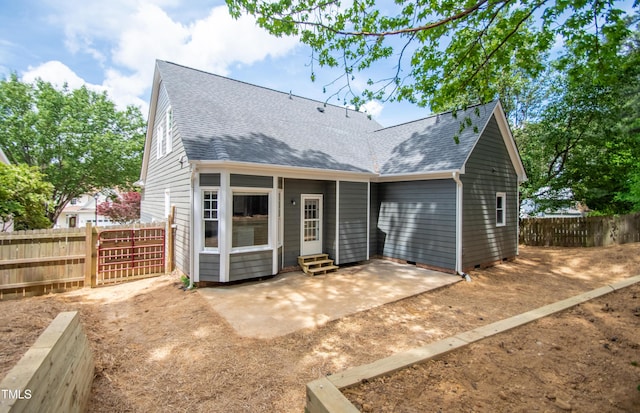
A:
165;107;173;154
496;192;506;227
157;124;164;158
203;190;219;249
232;192;269;248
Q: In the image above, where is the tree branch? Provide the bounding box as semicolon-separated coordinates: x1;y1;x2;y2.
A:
449;0;512;74
291;0;492;37
461;0;546;89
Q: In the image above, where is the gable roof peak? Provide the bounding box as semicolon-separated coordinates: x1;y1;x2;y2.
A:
152;59;381;173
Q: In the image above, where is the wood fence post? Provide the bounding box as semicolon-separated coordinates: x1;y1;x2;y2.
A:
84;223;98;288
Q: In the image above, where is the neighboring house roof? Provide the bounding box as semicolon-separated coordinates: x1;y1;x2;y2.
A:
141;60;526;182
59;196;97;215
0;147;9;165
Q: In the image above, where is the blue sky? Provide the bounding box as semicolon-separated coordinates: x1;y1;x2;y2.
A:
0;0;429;127
2;1;636;127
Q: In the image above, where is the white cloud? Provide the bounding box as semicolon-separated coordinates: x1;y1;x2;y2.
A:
360;101;384;118
33;1;300;114
22;60;103;92
21;61;148;113
345;100;385;119
110;4;299;84
180;7;298;73
112;3;190;71
103;68;150;113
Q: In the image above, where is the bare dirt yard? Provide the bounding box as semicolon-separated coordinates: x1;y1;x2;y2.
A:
1;244;640;412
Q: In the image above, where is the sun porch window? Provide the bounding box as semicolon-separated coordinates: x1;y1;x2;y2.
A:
203;190;219;249
232;192;269;248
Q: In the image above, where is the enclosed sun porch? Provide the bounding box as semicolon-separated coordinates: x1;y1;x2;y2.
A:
193;171;371;284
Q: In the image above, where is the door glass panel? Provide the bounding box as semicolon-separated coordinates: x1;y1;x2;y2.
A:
305;200;318;220
303;199;320;241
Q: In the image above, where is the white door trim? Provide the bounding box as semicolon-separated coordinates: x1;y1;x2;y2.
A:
300;194;323;256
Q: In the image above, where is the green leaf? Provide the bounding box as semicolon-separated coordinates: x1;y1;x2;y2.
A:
0;75;145;225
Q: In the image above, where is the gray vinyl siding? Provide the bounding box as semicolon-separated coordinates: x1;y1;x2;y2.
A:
200;173;220;186
369;183;379;256
140;81;192;276
229;250;273;281
461;115;518;269
230;174;273;188
324;182;337;260
199;253;220;282
338;181;368;264
140;210;153;222
283;179;329;267
375;180;457;270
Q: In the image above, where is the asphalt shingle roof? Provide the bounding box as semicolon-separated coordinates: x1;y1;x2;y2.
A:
371;101;499;175
155;60;500;176
157;61;379;173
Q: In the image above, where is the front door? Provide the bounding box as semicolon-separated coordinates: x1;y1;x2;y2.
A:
301;194;323;256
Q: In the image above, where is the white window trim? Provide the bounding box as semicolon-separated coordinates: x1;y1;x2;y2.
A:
156;124;164;159
165;107;173;154
230;245;273;254
277;188;283;248
230;187;271;253
496;192;506;227
202;188;220;252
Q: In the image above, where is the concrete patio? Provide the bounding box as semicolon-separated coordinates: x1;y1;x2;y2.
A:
198;259;461;339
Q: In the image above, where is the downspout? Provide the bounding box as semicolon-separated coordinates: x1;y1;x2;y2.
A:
335;180;340;265
187;163;196;290
517;185;520;257
366;181;370;260
271;176;278;276
452;172;465;277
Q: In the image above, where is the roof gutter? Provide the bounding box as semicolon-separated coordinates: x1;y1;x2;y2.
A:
373;169;464;182
188;159;376;181
452;171;463;276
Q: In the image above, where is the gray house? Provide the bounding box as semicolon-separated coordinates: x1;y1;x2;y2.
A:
139;60;527;283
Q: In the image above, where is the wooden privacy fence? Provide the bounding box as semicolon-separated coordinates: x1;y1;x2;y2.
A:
0;220;173;300
0;227;86;299
519;212;640;247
